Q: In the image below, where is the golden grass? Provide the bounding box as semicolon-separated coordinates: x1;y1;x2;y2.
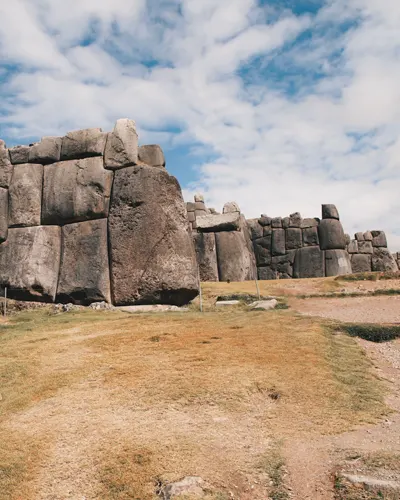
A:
0;282;390;499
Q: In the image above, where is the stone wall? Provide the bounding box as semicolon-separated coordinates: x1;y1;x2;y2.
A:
187;198;399;281
0;119;199;305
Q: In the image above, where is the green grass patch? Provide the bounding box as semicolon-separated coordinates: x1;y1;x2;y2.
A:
338;324;400;343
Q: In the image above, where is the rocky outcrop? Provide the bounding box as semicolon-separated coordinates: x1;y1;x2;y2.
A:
8;163;43;227
42;157;113;225
57;219;111;304
0;226;61;302
108;164;199;306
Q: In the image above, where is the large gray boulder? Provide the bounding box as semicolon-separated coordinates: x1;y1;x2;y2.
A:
138;144;165;168
247;219;263;240
347;240;358;254
28;137;62;164
193;232;219;282
0;140;13;188
0;226;61;302
286;228;302;250
0;188;8;242
351;254;372;273
372;248;398;272
318;219;346;250
9;145;30;165
302;226;319;247
104;119;138;169
215;230;256;282
325;249;352;276
196;212;240;233
289;212;302;228
253;235;272;266
301;218;319;228
322;204;339;219
108;165;199;306
272;229;286;256
293;247;325;278
9;163;43;227
223;201;240;214
56;219;111;304
358;241;373;254
60;128;107;161
42;157;113;225
371;230;387;248
258;266;277;280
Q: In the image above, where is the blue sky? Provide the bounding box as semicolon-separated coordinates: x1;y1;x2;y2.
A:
0;0;399;249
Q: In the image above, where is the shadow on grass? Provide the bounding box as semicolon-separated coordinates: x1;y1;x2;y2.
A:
337;324;400;343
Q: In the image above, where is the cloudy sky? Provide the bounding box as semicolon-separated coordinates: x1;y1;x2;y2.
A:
0;0;399;249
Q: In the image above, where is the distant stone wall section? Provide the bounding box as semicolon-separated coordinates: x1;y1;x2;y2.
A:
0;119;199;305
187;198;399;281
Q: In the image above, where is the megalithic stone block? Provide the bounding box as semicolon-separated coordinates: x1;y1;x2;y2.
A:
9;145;30;165
42;157;113;225
193;232;219;282
325;249;352;276
318;219;346;250
105;119;139;169
60;128;107;161
138;145;165;168
0;187;8;242
271;228;286;256
371;230;387;248
322;204;339;219
247;219;263;240
108;164;199;306
0;140;13;188
293;246;325;278
215;230;256;282
223;201;240;214
196;213;241;233
371;248;398;272
28;137;62;164
258;266;277;280
57;219;111;305
9;163;43;227
351;254;372;273
253;235;272;266
0;226;61;302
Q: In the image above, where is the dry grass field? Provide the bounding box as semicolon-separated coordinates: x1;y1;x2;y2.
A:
0;274;399;499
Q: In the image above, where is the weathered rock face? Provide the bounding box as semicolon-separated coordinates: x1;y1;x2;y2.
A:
293;246;325;278
303;227;319;247
258;266;277;280
215;230;256;282
42;157;113;225
358;241;373;254
9;145;30;165
223;201;240;214
286;228;302;250
253;236;272;266
9;163;43;227
318;219;346;250
371;248;398;272
351;254;372;273
322;204;339;219
0;140;13;189
325;249;352;276
193;232;219;282
196;213;241;232
108;165;199;305
28;137;62;164
0;188;8;242
104;119;138;169
0;226;61;301
371;230;387;248
138;145;165;168
247;219;263;240
57;219;111;305
60;128;107;161
272;229;286;256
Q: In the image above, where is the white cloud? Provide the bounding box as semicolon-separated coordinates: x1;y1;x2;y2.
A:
0;0;399;250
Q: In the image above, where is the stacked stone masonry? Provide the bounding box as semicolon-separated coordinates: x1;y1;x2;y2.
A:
187;199;399;282
0;119;198;305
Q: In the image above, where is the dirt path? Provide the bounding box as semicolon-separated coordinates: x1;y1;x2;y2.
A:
290;295;400;324
283;336;400;499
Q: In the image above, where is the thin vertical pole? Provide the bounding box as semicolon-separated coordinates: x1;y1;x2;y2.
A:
255;278;261;300
198;270;203;313
4;286;7;318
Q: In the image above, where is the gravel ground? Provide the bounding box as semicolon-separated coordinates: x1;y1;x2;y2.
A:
289;295;400;324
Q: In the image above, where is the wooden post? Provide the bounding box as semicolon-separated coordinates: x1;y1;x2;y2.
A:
255;278;261;300
199;279;203;313
4;286;7;317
